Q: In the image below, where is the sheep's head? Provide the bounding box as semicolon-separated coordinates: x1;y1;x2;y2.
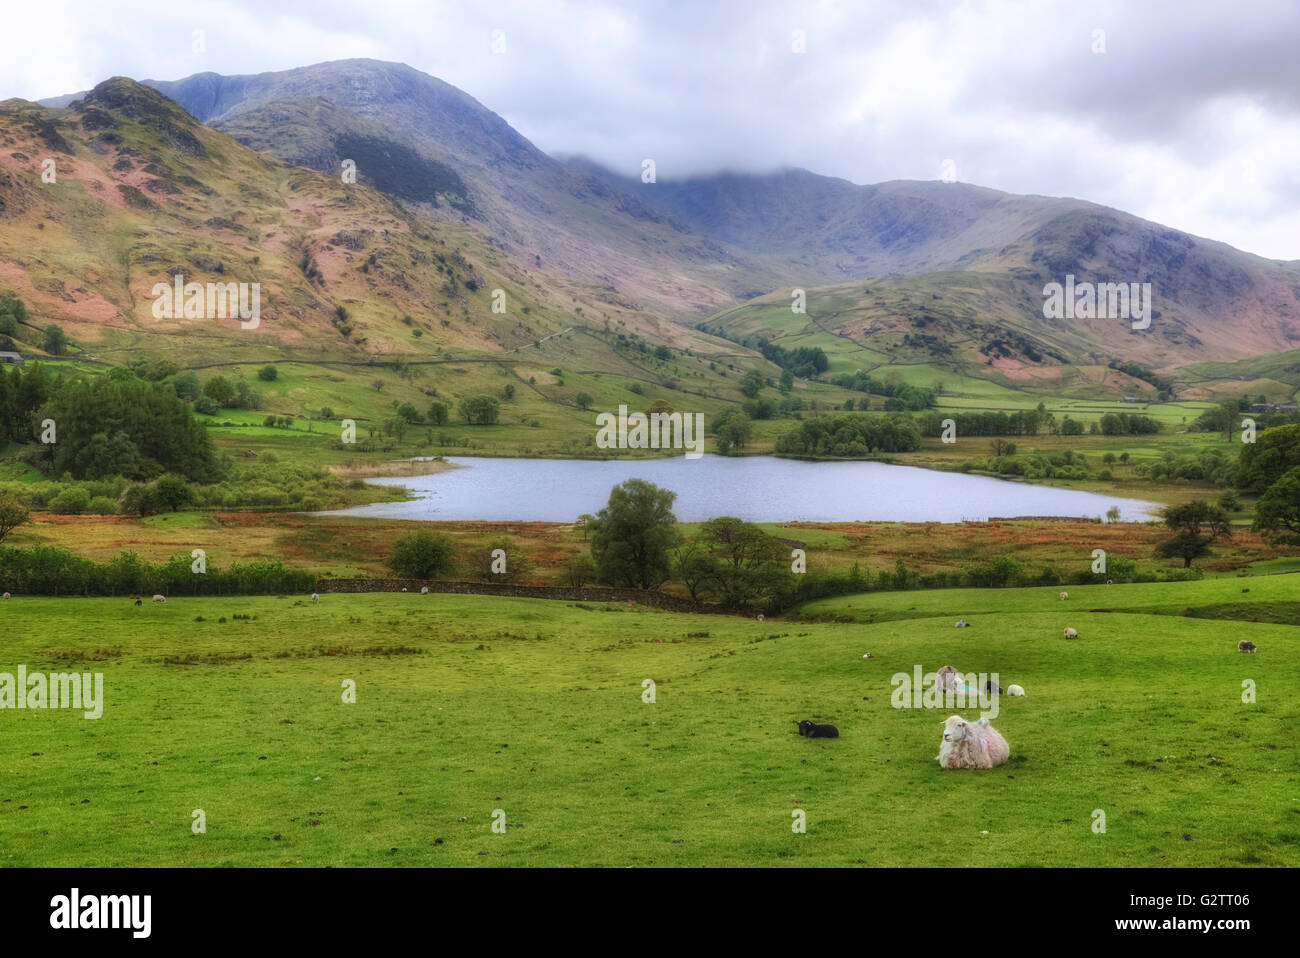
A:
941;716;970;743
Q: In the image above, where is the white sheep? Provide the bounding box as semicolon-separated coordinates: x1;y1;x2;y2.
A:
311;593;320;604
1006;684;1025;696
2;592;9;600
1060;591;1069;600
152;594;166;603
955;618;969;628
1063;627;1078;639
937;715;1010;769
936;664;961;692
420;586;429;594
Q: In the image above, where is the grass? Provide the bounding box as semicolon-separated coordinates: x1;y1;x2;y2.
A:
1;581;1296;867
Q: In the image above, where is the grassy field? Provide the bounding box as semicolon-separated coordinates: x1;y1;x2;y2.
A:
1;579;1295;867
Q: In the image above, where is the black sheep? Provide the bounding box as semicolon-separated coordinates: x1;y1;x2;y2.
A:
796;719;839;738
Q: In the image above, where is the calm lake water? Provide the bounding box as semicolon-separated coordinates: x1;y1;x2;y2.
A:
326;456;1159;523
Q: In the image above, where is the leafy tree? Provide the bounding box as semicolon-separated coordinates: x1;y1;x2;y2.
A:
203;375;236;407
1153;500;1231;568
1252;466;1300;546
40;373;220;481
563;554;597;588
386;531;456;579
691;516;786;609
589;479;678;589
257;365;279;381
427;401;450;425
458;395;500;425
0;491;31;545
172;370;201;401
1237;424;1300;493
575;392;594;410
739;369;766;399
779;369;794;393
713;408;753;455
153;474;193;512
42;324;68;355
396;402;423;423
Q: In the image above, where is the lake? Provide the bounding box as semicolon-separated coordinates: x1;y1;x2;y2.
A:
325;455;1159;523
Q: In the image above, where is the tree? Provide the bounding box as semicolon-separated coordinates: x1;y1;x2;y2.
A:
739;369;765;399
588;479;678;589
670;539;713;600
153;474;194;512
42;324;69;355
778;369;794;393
203;376;236;407
427;401;450;425
575;392;594;411
386;531;456;579
1252;466;1300;546
1238;424;1300;493
692;516;786;609
1153;500;1232;568
502;383;515;400
563;554;596;588
0;492;31;545
713;408;753;456
458;395;500;425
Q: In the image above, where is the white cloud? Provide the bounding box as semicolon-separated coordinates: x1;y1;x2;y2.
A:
4;0;1298;259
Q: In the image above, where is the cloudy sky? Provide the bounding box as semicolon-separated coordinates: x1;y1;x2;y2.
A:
5;0;1299;259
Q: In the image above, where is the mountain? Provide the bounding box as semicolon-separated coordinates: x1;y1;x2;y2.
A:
25;60;1300;400
0;78;730;376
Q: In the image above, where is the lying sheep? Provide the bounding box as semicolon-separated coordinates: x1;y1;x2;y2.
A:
796;720;839;738
2;592;9;600
937;715;1010;769
1063;627;1078;639
1006;684;1025;697
936;664;961;692
955;618;970;628
1238;640;1257;652
421;586;429;594
152;594;166;603
1060;591;1069;600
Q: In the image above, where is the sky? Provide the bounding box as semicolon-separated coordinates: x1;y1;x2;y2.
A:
4;0;1299;260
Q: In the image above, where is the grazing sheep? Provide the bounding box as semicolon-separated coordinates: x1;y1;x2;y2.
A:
984;679;1003;695
152;594;166;603
1238;640;1257;652
1060;591;1069;600
955;618;970;628
311;593;319;604
862;652;874;659
1006;684;1025;697
936;664;961;692
133;598;142;606
796;720;839;738
936;715;1010;769
1063;627;1078;639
